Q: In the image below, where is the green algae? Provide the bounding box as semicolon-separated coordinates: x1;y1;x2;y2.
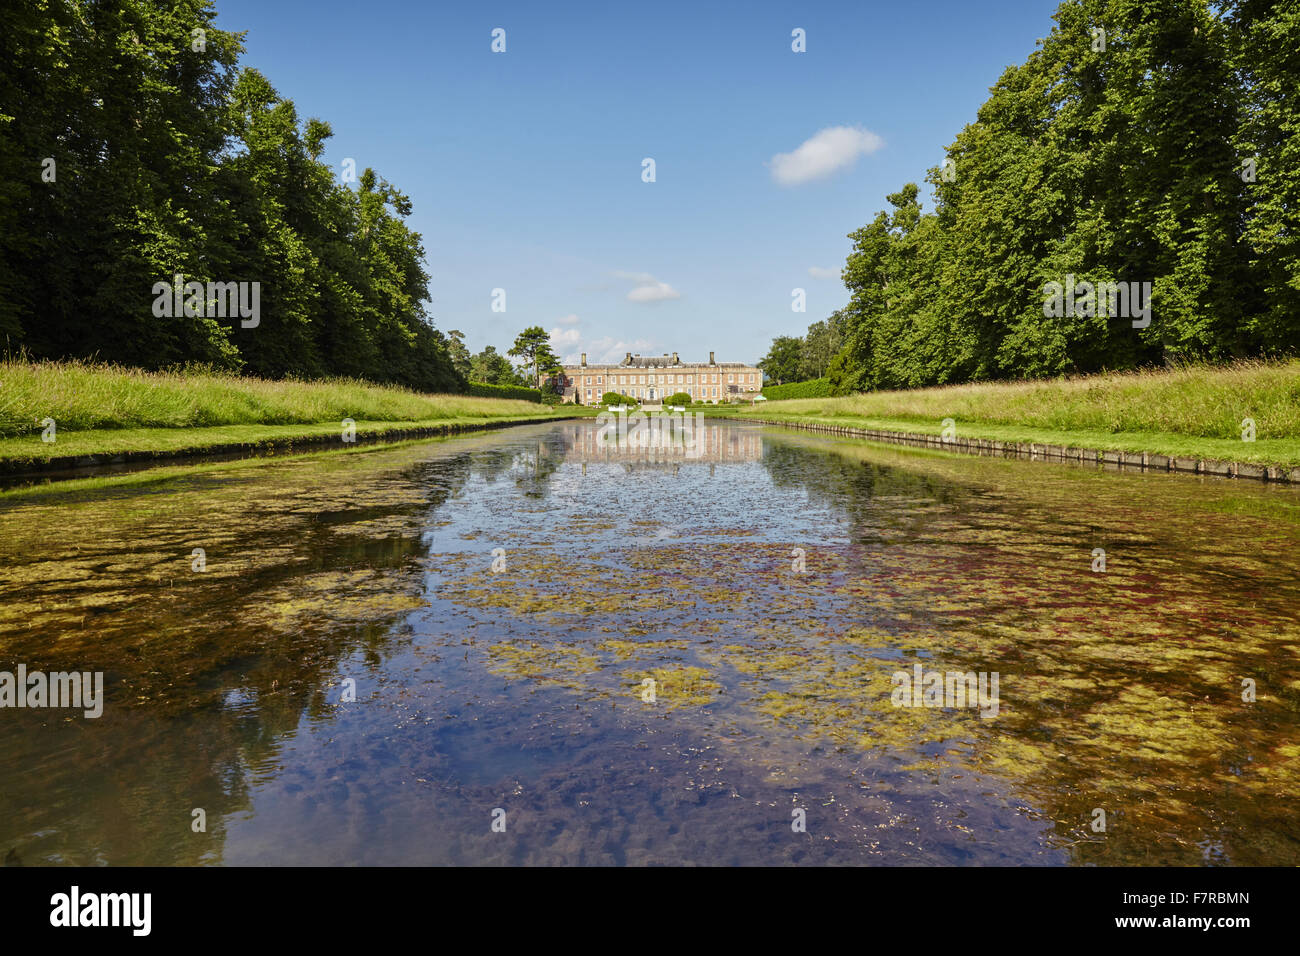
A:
2;419;1300;865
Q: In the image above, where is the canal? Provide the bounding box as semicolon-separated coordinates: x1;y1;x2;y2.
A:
1;418;1297;865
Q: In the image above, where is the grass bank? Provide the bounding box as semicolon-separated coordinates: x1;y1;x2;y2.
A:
0;359;568;471
723;360;1300;468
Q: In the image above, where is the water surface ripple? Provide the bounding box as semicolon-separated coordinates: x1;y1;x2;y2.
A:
1;420;1298;865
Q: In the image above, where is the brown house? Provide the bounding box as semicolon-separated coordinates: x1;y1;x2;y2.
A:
556;351;762;404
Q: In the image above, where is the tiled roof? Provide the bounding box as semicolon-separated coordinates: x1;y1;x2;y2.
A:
566;356;756;370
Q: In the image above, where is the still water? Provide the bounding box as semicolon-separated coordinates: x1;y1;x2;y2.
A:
1;419;1298;865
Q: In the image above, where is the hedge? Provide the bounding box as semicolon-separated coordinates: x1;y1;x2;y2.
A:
467;382;543;403
761;378;832;401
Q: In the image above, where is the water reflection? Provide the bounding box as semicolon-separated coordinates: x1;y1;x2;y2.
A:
0;421;1296;865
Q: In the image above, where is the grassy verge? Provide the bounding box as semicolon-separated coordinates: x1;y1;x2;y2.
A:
0;359;568;469
726;360;1300;467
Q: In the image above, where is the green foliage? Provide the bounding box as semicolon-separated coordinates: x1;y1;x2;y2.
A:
813;0;1300;394
0;0;459;394
508;326;561;386
469;346;525;386
759;316;844;386
601;391;630;405
757;337;804;384
468;382;543;403
445;330;472;381
538;377;565;405
762;378;831;401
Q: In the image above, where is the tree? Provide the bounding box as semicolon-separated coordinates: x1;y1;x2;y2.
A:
0;0;244;366
446;330;473;380
1227;0;1300;352
798;314;844;380
824;0;1277;393
757;336;804;385
508;326;560;386
0;0;458;393
470;346;520;385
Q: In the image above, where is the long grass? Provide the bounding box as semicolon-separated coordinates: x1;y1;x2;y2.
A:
0;358;553;436
759;360;1300;441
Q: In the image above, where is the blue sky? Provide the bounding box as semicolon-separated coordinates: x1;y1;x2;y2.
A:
215;0;1063;366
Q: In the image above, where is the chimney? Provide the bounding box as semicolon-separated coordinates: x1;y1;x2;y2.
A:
625;352;632;365
581;353;587;367
671;351;679;364
709;351;715;365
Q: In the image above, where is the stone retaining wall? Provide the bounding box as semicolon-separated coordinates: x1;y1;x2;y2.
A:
731;419;1300;484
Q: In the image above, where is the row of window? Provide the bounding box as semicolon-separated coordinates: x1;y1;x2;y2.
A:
585;386;732;400
581;373;756;386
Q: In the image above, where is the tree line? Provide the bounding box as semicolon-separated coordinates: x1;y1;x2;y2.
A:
757;313;845;385
0;0;461;392
446;327;563;394
767;0;1299;394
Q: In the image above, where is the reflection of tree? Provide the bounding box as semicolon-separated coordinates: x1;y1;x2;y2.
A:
758;434;969;534
0;443;475;865
462;442;561;497
511;442;561;498
470;447;517;484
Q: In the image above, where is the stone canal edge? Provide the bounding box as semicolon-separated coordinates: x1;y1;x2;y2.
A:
732;417;1300;484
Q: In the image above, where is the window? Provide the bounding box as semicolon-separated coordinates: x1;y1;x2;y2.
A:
728;374;734;383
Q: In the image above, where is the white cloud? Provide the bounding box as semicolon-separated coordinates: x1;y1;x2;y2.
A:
549;327;582;347
808;266;839;279
613;270;681;303
560;336;657;367
554;313;580;326
627;281;680;303
770;126;884;186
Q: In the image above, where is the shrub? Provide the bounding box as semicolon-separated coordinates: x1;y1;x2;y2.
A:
665;391;692;406
468;382;543;403
601;391;631;405
762;377;832;401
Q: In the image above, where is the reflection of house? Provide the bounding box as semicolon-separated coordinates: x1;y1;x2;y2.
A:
556;351;762;405
560;422;763;464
